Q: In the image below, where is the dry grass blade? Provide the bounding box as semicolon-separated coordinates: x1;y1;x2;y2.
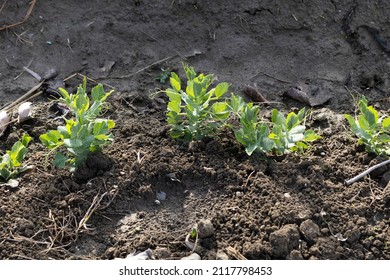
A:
0;0;37;31
0;81;43;112
224;246;247;260
77;191;108;233
0;1;8;13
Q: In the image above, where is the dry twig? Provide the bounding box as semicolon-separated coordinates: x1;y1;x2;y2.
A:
345;159;390;185
224;246;247;260
0;81;43;112
0;0;36;31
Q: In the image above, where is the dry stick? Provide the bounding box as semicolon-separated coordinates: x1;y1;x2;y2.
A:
0;81;43;112
13;59;33;80
107;50;203;80
0;0;8;13
225;246;247;260
63;72;115;90
345;159;390;186
250;71;292;84
0;0;36;30
111;54;178;79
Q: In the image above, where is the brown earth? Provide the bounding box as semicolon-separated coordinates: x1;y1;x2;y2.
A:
1;0;390;260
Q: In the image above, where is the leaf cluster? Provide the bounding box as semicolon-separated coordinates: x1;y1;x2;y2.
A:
40;78;115;171
165;64;230;141
0;133;32;181
232;94;320;155
164;66;320;156
344;96;390;155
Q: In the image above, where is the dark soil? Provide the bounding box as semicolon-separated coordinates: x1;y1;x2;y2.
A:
1;0;390;260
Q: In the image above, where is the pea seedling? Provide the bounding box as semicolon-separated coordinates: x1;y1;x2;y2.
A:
40;78;115;171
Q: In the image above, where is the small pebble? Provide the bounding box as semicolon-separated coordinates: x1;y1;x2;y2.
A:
197;219;215;238
156;191;167;201
181;253;201;260
155;200;161;205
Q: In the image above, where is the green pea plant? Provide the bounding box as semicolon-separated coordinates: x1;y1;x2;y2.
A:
164;64;230;141
229;94;320;156
0;133;32;185
269;108;321;154
231;94;274;155
163;65;320;155
344;96;390;155
40;78;115;172
156;67;172;84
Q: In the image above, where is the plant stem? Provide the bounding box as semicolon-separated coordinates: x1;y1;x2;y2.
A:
345;159;390;185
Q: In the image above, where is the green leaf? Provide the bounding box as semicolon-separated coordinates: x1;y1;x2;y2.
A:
170;72;181;92
211;102;229;120
54;152;68;168
289;132;305;143
383;117;390;129
358;115;370;131
91;84;105;101
107;119;115;129
75;92;90;113
170;126;185;138
21;134;32;147
58;88;71;103
215;82;229;98
168;99;181;114
246;144;258;156
183;64;196;80
289;125;306;135
63;139;83;148
271;109;286;128
230;93;246;113
192;80;203;102
344;114;356;127
286;112;299;130
10;142;27;166
297;108;306;121
95;134;109;140
360;101;378;127
304;130;321;141
93;121;104;135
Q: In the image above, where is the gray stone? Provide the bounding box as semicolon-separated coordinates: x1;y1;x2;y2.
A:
269;224;300;258
181;253;201;260
309;237;337;259
345;228;361;244
154;247;171;260
287;249;304;260
197;219;215;238
299;219;320;244
381;171;390;185
216;250;229;260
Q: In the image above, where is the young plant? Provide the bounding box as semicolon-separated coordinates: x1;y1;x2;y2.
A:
40;78;115;171
269;108;320;154
165;64;230;141
156;67;171;84
0;133;32;182
230;94;320;156
344;96;390;155
232;95;274;156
